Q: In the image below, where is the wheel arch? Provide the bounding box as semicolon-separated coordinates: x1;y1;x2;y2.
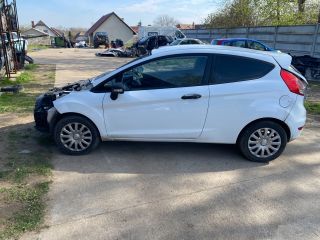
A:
236;118;291;144
51;112;102;140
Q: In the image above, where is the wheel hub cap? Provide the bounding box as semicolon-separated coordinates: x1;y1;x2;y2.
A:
60;122;93;152
248;128;281;158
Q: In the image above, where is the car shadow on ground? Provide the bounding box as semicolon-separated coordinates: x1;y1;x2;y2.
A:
52;140;268;174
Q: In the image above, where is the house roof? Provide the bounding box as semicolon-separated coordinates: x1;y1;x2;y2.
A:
34;20;61;37
34;20;47;27
51;27;64;37
130;26;139;34
21;28;49;38
86;12;135;35
176;23;195;30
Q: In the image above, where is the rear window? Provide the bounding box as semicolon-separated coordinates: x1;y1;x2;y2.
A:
212;55;275;84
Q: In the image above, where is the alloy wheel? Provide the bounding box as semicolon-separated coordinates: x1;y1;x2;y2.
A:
60;122;93;152
248;128;281;158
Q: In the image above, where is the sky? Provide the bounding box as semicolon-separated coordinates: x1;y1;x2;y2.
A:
16;0;219;28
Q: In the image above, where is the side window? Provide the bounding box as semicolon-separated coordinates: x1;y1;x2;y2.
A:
212;55;275;84
121;56;208;91
248;41;266;51
231;40;246;48
158;36;167;46
222;41;232;46
180;40;188;45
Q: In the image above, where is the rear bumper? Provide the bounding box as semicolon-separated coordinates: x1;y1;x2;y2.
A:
285;96;306;141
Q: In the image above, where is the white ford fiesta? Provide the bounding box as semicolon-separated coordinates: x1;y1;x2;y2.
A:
34;45;307;162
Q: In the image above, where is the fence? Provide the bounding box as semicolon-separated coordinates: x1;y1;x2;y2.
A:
182;24;320;58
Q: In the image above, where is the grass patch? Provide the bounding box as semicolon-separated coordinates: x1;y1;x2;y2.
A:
305;101;320;115
0;64;55;239
0;182;50;240
24;64;38;71
0;93;38;113
0;64;55;113
0;128;53;240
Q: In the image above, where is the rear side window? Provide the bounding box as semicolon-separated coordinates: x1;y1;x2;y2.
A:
212;55;275;84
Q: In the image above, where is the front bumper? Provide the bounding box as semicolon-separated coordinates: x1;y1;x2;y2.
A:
34;94;57;132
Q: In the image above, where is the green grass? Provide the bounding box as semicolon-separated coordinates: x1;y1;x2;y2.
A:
305;101;320;115
0;64;55;239
0;182;50;240
1;129;53;182
0;64;47;113
0;129;53;239
0;92;38;113
0;67;35;87
24;64;38;71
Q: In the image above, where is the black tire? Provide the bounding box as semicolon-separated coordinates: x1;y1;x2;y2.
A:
54;115;100;155
238;121;287;162
25;55;34;64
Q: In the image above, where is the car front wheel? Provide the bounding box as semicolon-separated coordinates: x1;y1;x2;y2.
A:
54;115;100;155
238;121;288;162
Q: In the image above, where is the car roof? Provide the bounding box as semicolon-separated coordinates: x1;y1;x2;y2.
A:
92;45;292;87
152;45;274;57
214;38;251;41
180;38;200;40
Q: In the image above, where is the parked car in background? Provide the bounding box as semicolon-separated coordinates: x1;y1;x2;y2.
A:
212;38;275;51
34;45;307;162
136;35;173;56
138;26;185;40
93;32;109;48
170;38;204;46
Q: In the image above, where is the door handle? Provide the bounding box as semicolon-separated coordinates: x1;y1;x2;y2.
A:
181;94;202;100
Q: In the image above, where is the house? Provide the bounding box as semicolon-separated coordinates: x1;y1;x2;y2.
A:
176;23;195;30
32;20;58;37
86;12;135;45
21;28;51;45
22;20;66;46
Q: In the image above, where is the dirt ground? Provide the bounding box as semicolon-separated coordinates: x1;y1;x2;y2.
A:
0;64;55;239
29;48;131;86
18;48;320;240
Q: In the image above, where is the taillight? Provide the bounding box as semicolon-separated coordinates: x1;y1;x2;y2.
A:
217;40;223;45
280;69;306;96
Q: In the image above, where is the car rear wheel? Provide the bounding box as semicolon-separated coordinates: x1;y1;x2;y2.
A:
238;121;287;162
54;116;100;155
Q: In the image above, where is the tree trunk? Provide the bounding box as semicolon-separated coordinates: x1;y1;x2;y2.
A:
318;5;320;23
297;0;306;13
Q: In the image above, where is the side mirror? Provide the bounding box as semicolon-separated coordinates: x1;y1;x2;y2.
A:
110;83;124;100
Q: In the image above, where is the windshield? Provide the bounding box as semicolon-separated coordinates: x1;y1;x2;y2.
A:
170;40;181;46
175;30;185;39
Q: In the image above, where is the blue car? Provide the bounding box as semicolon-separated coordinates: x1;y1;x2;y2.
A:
211;38;275;51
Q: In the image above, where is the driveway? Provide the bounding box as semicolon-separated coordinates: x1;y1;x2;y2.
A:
24;49;320;240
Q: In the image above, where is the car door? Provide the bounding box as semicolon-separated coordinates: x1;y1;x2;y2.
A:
102;55;210;139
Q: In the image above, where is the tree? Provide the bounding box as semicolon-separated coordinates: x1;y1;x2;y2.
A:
205;0;257;28
153;15;179;27
298;0;306;13
205;0;320;28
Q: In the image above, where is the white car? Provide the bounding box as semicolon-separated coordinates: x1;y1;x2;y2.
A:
170;38;204;46
34;45;307;162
